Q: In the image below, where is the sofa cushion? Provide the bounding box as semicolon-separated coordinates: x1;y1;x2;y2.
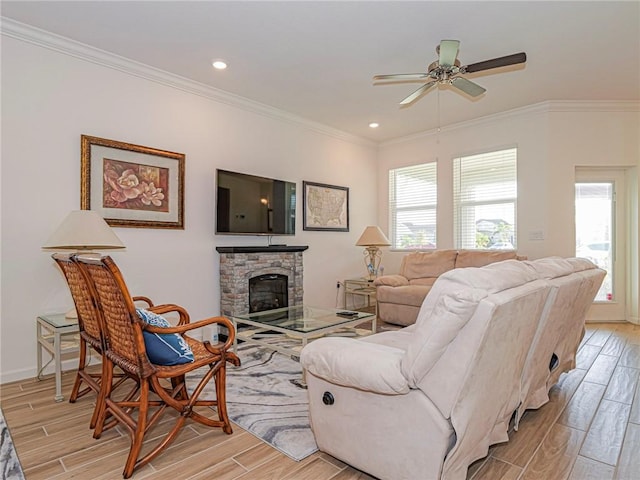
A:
408;277;438;287
525;257;574;279
373;274;409;288
377;285;430;307
300;337;409;394
455;250;517;268
415;260;538;329
401;288;488;386
566;256;597;272
400;250;457;280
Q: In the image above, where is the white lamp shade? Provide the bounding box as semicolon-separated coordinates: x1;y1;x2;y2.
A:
42;210;125;250
356;226;391;247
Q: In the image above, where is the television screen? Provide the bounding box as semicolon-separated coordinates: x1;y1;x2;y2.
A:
216;169;296;235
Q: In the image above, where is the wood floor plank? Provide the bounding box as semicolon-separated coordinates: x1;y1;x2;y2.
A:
580;399;631;466
568;456;615;480
576;344;602;370
281;457;341;480
520;423;585;480
601;331;629;357
557;381;606;431
490;368;585;467
614;422;640;480
586;329;612;347
2;322;638;480
629;380;640;425
583;354;619;385
471;457;522;480
187;458;249;480
619;344;640;369
604;366;640;404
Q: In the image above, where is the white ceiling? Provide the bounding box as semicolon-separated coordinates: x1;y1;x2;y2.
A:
2;1;639;143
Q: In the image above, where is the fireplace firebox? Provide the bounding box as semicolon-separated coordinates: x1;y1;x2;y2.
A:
249;274;288;313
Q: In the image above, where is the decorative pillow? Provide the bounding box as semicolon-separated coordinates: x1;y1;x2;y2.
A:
136;308;194;365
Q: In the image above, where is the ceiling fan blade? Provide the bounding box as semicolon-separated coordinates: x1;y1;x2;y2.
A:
373;73;429;81
399;81;436;105
451;77;486;97
438;40;460;67
464;52;527;73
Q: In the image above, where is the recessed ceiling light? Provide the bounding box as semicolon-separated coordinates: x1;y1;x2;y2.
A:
369;122;380;128
212;60;228;70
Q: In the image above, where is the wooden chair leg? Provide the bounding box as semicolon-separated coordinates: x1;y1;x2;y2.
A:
69;338;88;403
215;363;233;434
93;359;114;439
123;380;150;479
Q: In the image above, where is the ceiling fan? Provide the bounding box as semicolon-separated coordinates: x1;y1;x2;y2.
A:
374;40;526;106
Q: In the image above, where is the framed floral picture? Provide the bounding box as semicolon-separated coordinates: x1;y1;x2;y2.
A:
80;135;185;229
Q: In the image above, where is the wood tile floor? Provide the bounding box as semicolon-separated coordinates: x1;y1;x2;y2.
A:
1;322;638;479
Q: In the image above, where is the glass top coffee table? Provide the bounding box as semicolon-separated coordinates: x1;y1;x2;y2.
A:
230;305;376;360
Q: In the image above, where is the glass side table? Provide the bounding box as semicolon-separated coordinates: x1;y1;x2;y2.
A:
36;313;80;402
343;278;377;313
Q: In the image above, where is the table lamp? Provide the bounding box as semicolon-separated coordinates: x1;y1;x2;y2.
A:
356;226;391;281
43;210;125;318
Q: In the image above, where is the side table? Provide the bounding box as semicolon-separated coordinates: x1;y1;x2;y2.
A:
36;313;80;402
343;278;377;313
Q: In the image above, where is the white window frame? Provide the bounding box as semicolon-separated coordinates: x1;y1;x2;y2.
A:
453;148;517;250
388;162;437;250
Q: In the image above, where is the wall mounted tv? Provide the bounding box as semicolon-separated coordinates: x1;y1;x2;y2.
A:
216;169;296;236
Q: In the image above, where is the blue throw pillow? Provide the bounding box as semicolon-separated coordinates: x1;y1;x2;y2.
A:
136;308;194;365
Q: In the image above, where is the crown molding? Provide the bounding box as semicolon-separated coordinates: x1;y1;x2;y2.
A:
1;17;376;148
380;100;639;147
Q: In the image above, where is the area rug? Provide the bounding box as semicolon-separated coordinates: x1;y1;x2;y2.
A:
187;342;318;461
0;408;25;480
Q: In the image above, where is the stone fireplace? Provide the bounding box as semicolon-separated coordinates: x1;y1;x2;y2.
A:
216;245;308;317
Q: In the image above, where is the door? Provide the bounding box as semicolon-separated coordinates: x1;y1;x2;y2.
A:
575;168;626;321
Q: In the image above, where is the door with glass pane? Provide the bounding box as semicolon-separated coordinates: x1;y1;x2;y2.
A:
575;169;626;321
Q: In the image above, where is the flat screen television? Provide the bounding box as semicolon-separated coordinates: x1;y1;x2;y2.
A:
216;169;296;236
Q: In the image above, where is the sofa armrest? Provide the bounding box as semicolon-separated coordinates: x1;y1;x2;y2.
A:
300;337;410;395
373;274;409;287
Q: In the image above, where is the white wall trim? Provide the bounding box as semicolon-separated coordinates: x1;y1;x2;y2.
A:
380;100;640;148
0;16;376;148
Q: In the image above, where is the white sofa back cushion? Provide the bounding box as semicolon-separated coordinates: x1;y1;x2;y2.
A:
414;259;538;329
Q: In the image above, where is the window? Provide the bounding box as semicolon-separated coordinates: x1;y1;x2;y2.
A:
388;162;437;249
453;148;517;249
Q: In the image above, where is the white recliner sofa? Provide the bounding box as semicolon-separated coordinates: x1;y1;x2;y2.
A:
300;257;604;480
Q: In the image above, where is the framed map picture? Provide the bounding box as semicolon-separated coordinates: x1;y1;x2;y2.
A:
302;181;349;232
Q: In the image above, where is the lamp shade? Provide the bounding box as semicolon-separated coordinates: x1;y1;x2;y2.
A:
356;226;391;247
42;210;125;250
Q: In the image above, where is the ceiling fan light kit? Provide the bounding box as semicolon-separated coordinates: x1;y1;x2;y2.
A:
374;40;527;106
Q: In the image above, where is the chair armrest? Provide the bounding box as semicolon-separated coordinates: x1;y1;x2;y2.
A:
143;316;237;353
132;296;154;308
300;337;409;395
373;274;409;287
147;304;190;325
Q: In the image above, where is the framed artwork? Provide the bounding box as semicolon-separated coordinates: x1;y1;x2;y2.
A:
80;135;185;229
303;181;349;232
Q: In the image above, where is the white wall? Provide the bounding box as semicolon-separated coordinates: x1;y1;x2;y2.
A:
377;102;639;300
1;35;377;382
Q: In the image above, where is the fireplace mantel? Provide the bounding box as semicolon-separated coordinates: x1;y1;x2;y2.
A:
216;245;308;254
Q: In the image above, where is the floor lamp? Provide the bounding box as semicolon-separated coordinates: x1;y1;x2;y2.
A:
356;226;391;281
42;210;125;318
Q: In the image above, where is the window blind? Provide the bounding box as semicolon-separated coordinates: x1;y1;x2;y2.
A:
453;148;517;249
388;162;437;249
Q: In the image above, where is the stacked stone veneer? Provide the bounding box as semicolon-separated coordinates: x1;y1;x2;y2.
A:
217;246;307;317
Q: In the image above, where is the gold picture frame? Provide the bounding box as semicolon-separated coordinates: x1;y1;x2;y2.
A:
81;135;185;229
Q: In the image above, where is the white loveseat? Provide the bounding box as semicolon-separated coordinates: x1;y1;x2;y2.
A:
300;257;604;480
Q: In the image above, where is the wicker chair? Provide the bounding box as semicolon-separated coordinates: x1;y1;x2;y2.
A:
52;253;151;428
75;254;240;479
